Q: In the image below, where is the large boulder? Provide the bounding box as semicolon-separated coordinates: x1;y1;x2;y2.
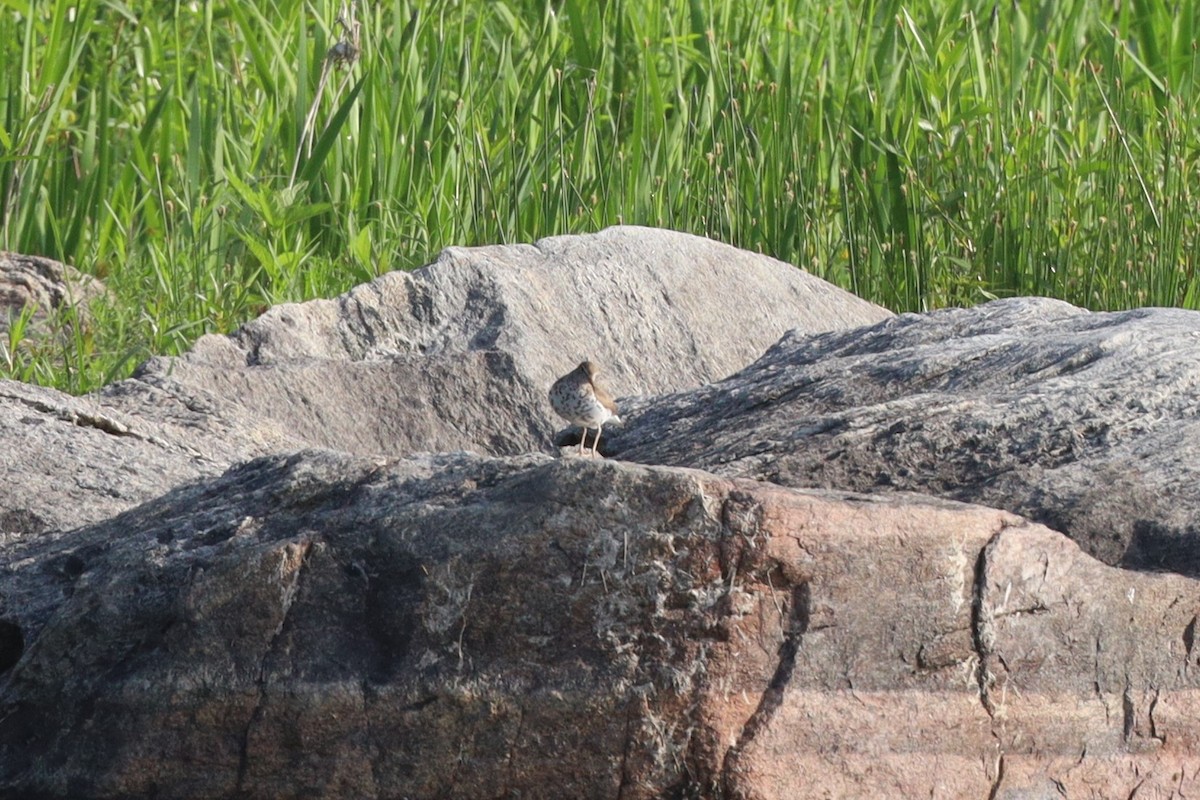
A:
614;297;1200;574
2;452;1196;799
2;228;888;535
119;225;889;457
7;231;1200;798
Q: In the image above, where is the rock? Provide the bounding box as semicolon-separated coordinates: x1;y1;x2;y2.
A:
613;297;1200;573
0;375;298;535
1;452;1197;798
0;251;110;341
3;228;885;536
121;225;890;456
8;231;1200;797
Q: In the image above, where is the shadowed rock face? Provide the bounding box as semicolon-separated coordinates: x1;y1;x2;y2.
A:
613;297;1200;574
3;452;1198;799
4;231;1200;797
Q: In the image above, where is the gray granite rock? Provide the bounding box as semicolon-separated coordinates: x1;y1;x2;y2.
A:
0;251;110;339
0;378;291;535
2;228;888;536
613;297;1200;573
122;225;889;456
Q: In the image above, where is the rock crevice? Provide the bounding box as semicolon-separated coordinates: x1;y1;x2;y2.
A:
720;581;809;796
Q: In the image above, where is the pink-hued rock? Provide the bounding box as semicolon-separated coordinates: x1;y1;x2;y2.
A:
3;453;1198;798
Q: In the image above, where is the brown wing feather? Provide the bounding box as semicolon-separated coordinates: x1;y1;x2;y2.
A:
591;381;618;415
577;360;619;415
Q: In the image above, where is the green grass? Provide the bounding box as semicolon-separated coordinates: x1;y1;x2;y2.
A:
3;0;1200;392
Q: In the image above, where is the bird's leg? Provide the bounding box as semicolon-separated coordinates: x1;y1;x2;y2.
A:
578;427;588;456
592;427;601;458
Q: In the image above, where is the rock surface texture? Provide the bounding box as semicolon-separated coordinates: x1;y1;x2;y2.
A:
0;251;110;339
613;297;1200;574
2;454;1198;799
3;229;1200;798
125;225;889;458
2;227;888;535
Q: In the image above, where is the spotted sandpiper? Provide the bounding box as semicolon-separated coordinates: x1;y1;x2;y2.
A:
549;360;621;457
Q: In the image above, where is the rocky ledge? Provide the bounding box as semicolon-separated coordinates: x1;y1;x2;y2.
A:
2;227;1199;798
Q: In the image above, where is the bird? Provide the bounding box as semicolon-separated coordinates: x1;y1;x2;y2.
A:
549;360;621;457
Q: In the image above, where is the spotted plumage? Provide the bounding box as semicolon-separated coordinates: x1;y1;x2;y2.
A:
549;360;621;456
